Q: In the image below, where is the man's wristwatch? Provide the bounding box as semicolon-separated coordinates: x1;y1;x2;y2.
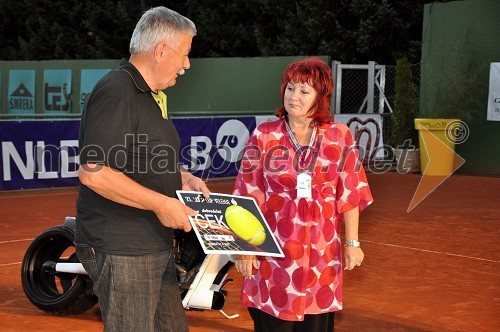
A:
344;239;361;248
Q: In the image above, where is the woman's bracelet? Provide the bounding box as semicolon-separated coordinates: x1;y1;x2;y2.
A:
344;239;361;248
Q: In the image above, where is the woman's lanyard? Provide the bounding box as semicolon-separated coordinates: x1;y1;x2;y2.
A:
285;119;317;198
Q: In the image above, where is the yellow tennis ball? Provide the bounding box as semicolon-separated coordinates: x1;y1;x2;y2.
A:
225;205;266;246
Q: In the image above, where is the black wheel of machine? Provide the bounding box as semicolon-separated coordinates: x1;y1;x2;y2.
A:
21;225;98;315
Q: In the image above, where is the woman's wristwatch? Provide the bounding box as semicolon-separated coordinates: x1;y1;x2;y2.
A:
344;239;361;248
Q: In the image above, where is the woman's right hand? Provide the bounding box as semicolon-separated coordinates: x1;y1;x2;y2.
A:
235;255;259;278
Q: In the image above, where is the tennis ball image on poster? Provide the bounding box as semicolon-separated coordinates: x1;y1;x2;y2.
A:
225;205;266;246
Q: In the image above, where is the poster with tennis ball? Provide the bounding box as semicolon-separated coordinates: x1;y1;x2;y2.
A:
176;191;284;257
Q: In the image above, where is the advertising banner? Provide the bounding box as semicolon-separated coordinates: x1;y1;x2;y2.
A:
0;115;384;190
487;62;500;121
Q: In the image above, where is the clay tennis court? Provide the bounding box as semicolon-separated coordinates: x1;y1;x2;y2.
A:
1;172;499;331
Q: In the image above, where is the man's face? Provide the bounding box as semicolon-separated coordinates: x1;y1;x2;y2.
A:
157;33;193;90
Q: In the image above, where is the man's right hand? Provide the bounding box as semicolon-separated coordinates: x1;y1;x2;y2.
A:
154;196;196;232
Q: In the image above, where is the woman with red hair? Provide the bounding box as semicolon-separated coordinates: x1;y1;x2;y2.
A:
233;57;373;331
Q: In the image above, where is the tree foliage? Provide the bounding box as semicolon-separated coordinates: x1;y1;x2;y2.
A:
0;0;443;63
391;57;419;147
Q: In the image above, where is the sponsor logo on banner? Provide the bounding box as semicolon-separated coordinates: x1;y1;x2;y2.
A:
335;114;385;163
9;83;34;111
181;118;253;178
0;121;81;190
43;69;72;112
8;70;36;113
1;140;79;181
487;62;500;121
80;69;111;112
493;97;500;115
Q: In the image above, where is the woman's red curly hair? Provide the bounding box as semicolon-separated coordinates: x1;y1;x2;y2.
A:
275;57;334;126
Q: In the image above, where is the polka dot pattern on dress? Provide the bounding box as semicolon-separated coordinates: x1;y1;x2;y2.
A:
234;119;373;321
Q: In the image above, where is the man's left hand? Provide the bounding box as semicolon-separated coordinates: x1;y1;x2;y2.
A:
182;174;210;198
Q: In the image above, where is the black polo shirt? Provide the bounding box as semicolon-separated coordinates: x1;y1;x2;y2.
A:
76;59;182;255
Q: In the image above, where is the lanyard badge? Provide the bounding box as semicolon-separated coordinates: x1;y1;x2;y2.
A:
297;172;312;198
285;119;317;199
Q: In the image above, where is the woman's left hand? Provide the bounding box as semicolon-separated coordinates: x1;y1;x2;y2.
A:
235;255;259;278
344;246;364;270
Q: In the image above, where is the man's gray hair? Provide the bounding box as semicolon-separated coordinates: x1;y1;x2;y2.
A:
129;6;196;55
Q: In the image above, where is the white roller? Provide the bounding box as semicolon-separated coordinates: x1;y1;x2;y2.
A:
55;262;88;274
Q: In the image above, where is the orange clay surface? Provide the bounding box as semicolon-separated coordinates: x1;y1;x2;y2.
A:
0;173;499;331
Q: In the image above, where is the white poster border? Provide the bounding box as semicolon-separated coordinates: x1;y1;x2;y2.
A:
176;190;284;257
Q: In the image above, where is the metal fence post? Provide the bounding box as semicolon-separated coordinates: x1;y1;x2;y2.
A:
332;60;341;114
367;61;375;113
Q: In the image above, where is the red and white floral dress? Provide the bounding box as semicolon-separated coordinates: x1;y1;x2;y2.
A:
233;118;373;321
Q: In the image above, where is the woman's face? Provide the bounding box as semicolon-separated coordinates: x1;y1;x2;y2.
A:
284;81;317;120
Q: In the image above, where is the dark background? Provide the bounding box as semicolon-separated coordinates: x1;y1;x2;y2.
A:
0;0;450;63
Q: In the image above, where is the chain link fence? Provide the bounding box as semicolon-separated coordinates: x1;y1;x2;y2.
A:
335;62;421;148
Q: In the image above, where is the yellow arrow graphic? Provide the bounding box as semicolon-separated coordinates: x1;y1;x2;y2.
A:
408;125;465;212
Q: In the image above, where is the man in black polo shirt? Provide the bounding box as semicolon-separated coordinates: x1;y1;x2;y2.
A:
75;7;208;331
